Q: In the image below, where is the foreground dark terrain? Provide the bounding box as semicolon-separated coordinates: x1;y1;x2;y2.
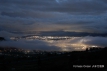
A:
0;47;107;71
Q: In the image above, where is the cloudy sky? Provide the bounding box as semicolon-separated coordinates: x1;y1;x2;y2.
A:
0;0;107;51
0;0;107;36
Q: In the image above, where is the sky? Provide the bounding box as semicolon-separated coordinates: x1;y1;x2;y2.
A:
0;0;107;51
0;0;107;36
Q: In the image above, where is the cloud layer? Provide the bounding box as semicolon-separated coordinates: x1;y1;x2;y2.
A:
0;0;107;35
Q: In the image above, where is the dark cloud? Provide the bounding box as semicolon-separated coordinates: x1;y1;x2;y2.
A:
0;31;18;37
0;0;107;34
0;0;107;14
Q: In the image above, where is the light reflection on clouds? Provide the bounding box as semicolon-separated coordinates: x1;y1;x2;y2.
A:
0;36;107;51
43;36;105;51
